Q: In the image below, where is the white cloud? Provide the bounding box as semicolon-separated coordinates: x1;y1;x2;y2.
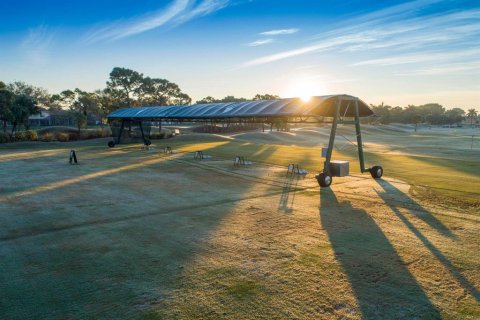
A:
84;0;230;43
395;61;480;75
248;38;274;46
20;25;56;65
260;28;299;36
352;48;480;66
240;0;480;68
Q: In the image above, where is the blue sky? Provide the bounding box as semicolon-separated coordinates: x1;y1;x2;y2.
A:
1;0;479;108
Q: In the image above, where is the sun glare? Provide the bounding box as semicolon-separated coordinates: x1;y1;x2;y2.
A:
284;78;327;102
300;96;312;102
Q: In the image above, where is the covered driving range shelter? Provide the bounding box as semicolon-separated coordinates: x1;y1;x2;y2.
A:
106;94;383;187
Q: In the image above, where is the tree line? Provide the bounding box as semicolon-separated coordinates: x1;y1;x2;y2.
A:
370;103;478;126
0;67;283;134
1;67;478;136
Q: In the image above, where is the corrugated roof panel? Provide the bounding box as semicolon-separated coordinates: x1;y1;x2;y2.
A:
107;95;373;119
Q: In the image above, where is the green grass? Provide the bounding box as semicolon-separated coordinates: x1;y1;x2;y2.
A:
158;129;480;210
0;126;479;319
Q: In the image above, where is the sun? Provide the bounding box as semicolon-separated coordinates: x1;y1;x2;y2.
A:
300;95;312;102
284;79;327;102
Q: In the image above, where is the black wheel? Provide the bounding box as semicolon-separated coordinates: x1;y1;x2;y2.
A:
316;173;332;187
108;141;115;148
370;166;383;179
145;139;151;146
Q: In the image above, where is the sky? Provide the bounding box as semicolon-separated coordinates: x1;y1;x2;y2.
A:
0;0;479;108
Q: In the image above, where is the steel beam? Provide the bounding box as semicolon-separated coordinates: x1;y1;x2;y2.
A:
354;100;367;173
323;98;341;174
116;120;125;145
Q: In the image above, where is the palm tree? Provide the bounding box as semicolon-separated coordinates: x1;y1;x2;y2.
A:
467;108;478;126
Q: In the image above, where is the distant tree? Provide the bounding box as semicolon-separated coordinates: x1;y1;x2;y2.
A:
370;102;392;124
196;96;217;104
195;96;247;104
220;95;247;103
56;89;99;131
253;94;280;100
402;105;422;125
0;89;15;133
7;81;50;109
10;94;38;134
0;81;6;90
444;108;465;125
139;77;191;106
467;108;478;126
95;88;118;117
107;67;144;107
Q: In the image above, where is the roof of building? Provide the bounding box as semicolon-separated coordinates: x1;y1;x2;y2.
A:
107;94;373;120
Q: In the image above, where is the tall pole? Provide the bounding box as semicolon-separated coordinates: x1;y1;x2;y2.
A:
355;100;366;173
323;98;340;175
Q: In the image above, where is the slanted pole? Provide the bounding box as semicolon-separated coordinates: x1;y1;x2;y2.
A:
354;100;367;173
138;120;148;144
323;99;341;174
116;120;125;145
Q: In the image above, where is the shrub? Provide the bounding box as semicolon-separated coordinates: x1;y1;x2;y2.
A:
15;132;27;141
0;132;10;143
55;132;69;142
42;132;53;142
68;132;79;141
25;130;38;141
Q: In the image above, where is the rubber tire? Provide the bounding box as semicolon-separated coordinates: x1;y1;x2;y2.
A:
108;141;115;148
316;173;332;187
370;166;383;179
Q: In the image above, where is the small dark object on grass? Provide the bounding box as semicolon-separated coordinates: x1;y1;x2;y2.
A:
69;150;78;164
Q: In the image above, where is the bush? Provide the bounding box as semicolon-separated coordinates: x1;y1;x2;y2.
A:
0;132;10;143
15;132;27;141
25;130;38;141
150;132;166;139
68;132;79;141
42;132;53;142
55;132;69;142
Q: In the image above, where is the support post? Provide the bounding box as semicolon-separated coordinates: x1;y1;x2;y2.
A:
116;120;125;145
354;100;366;173
138;120;148;145
323;99;341;174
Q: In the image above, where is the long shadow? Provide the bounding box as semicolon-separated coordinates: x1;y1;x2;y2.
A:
278;176;302;213
0;138;281;319
375;180;455;238
320;188;440;319
375;179;480;303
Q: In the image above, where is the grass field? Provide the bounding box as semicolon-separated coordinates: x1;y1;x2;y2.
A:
0;124;479;319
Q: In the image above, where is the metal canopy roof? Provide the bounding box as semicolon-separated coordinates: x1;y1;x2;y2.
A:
107;94;373;120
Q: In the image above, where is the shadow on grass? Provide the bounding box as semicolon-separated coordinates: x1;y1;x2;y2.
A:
375;179;480;303
278;176;301;213
320;188;440;319
0;139;280;319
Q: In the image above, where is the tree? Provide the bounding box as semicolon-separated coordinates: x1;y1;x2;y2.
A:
0;89;15;133
220;96;247;103
196;96;217;104
10;94;38;134
107;67;144;107
0;81;6;90
444;108;465;125
253;94;280;100
7;81;50;109
467;108;478;126
370;102;392;124
139;77;191;106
